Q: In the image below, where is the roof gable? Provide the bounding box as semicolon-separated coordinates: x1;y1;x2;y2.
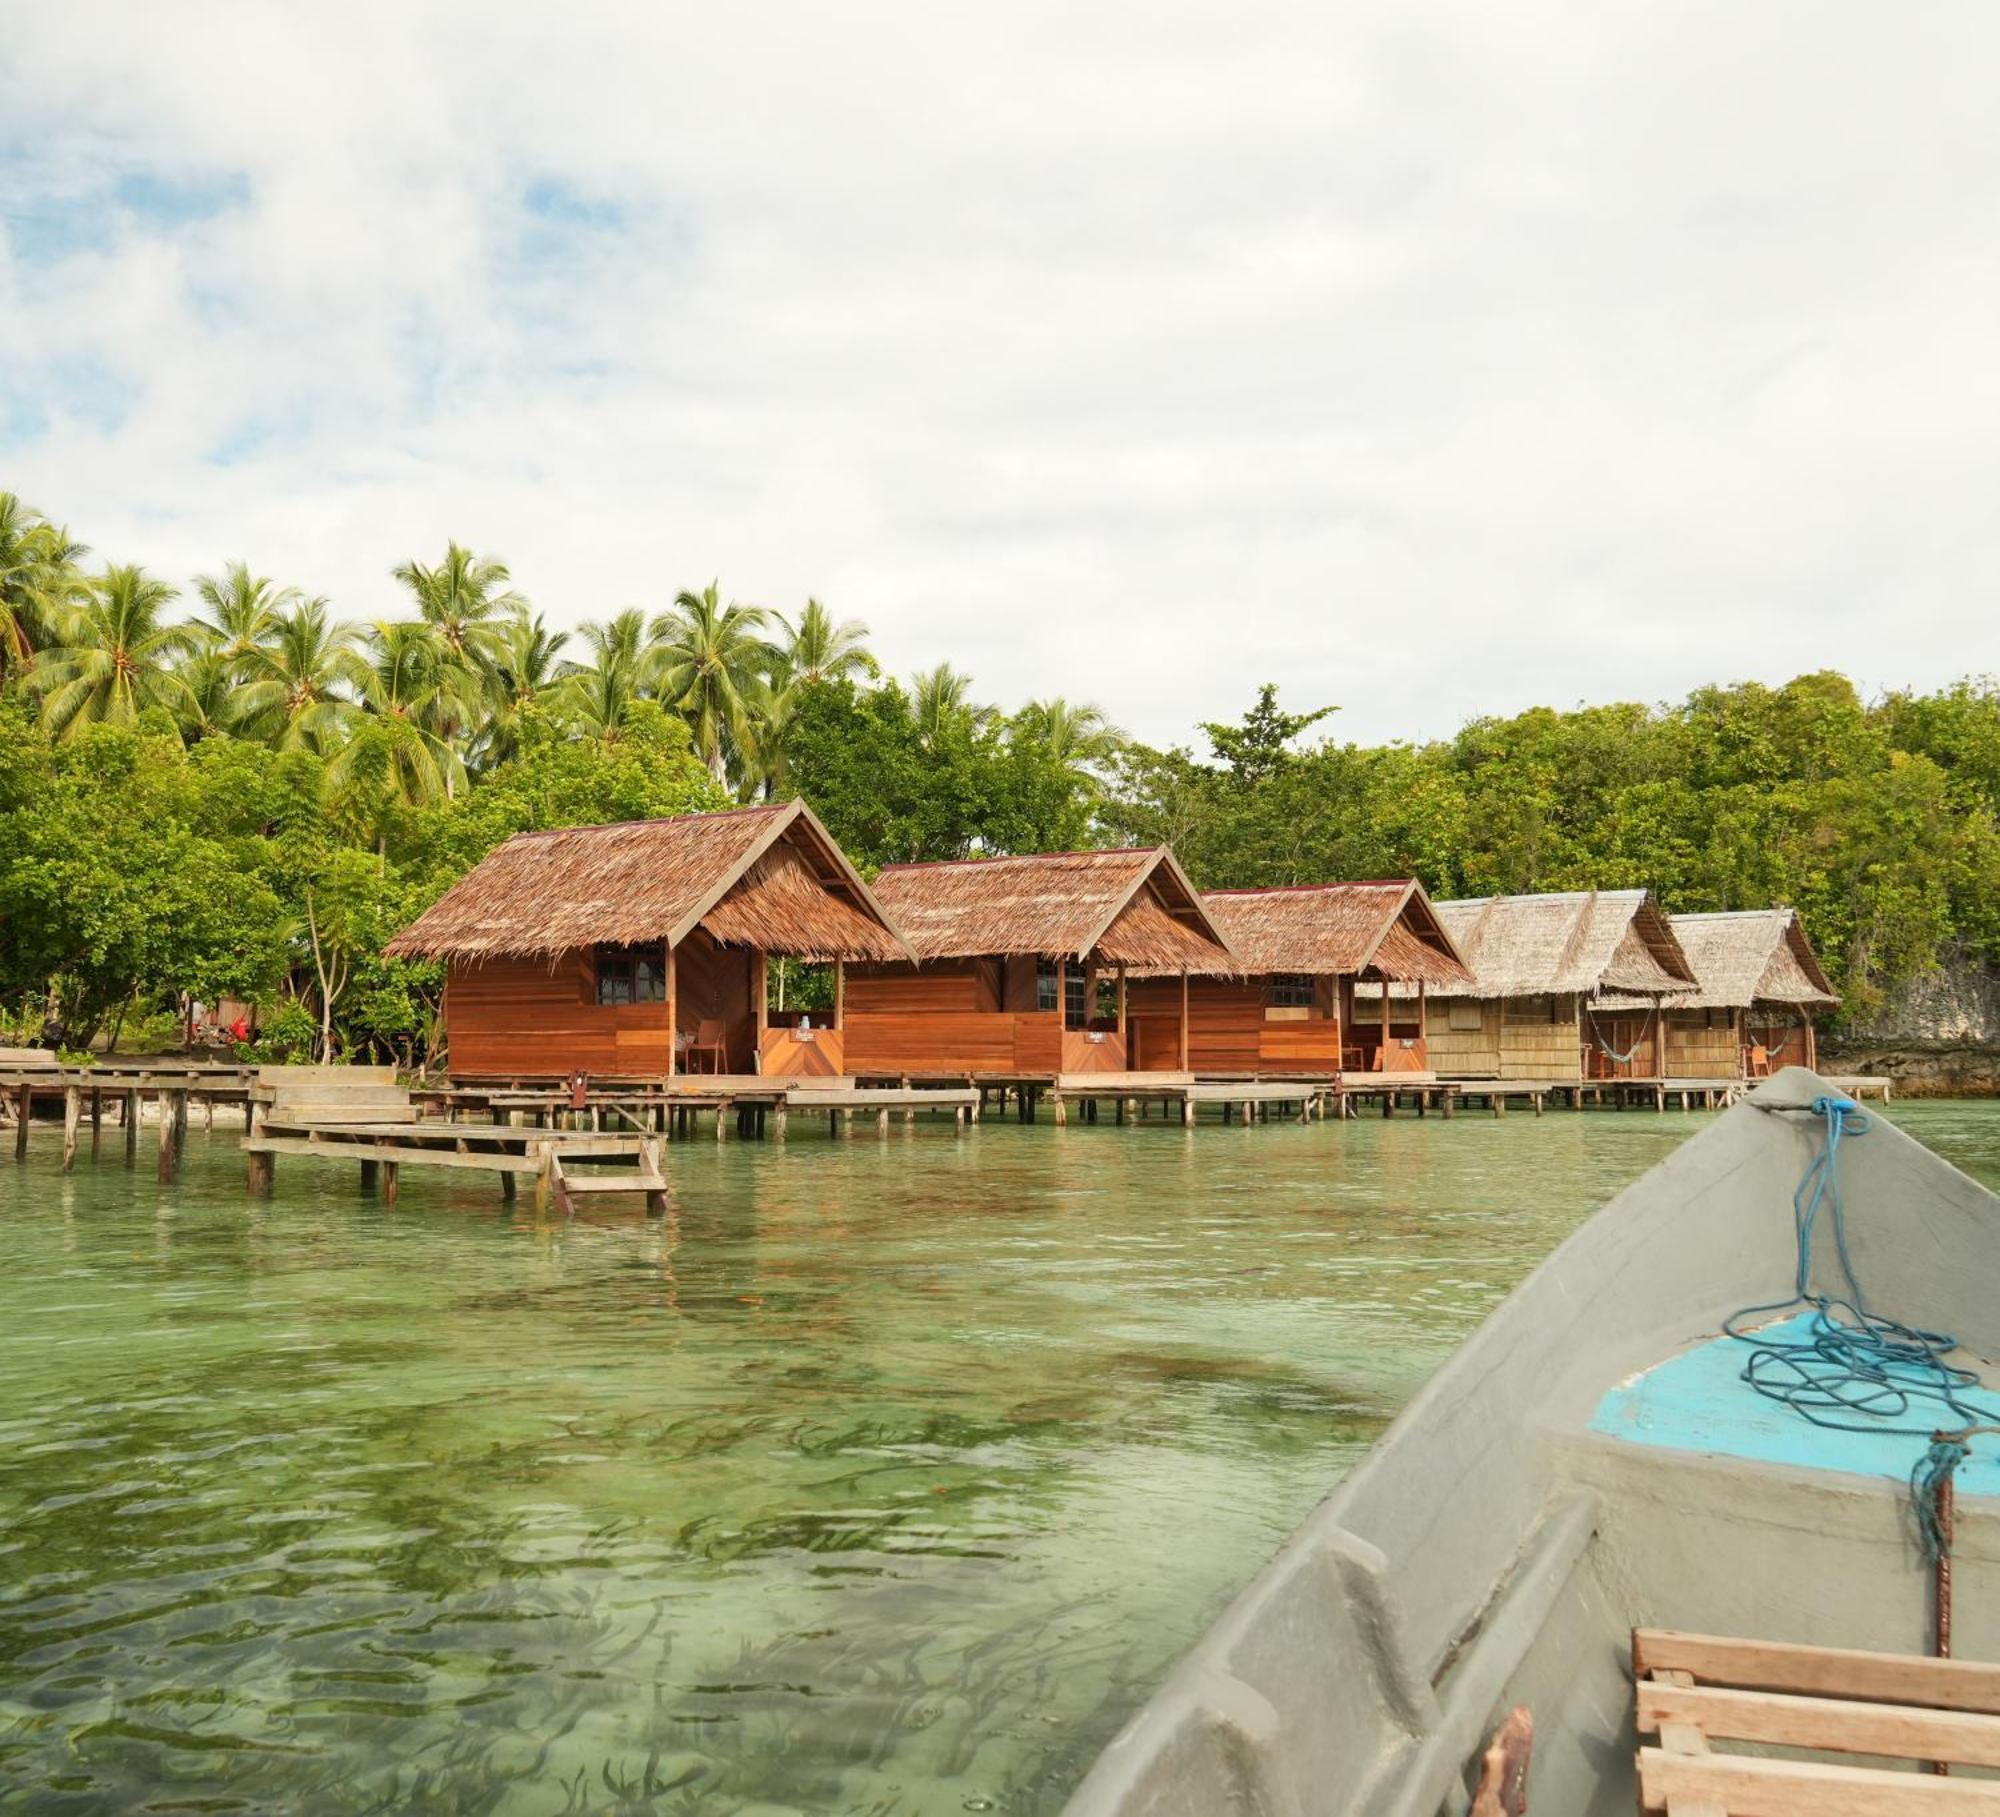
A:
870;847;1235;966
1427;890;1696;998
384;801;911;962
1196;881;1473;983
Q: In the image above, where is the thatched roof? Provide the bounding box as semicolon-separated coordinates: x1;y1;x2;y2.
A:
1418;889;1697;999
870;847;1236;968
1601;908;1839;1012
384;800;912;964
1190;881;1474;984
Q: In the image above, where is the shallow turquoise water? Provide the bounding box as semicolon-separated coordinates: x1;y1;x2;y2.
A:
0;1098;1992;1814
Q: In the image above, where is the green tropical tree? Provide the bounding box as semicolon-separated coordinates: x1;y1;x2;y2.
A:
0;492;87;680
234;597;360;752
175;644;245;742
479;608;571;767
328;621;467;817
650;581;775;784
560;608;652;746
908;662;993;749
190;560;296;667
1014;697;1127;798
775;598;877;686
392;541;522;662
32;564;195;740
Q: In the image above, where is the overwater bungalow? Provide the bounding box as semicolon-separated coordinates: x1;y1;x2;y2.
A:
845;848;1237;1077
383;801;912;1081
1125;881;1473;1076
1597;906;1838;1079
1384;889;1698;1082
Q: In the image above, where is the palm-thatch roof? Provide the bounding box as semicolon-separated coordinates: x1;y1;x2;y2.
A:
1417;889;1697;999
384;800;912;964
1600;908;1838;1012
870;847;1235;969
1180;880;1473;984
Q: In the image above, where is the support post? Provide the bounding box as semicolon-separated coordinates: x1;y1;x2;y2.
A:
1052;1091;1067;1127
772;1099;788;1142
532;1142;554;1215
15;1083;29;1160
381;1161;400;1207
156;1090;179;1183
360;1159;380;1191
665;940;678;1085
124;1089;140;1164
90;1088;102;1155
62;1083;81;1173
833;958;845;1032
1179;972;1190;1070
1181;1093;1195;1127
245;1102;272;1194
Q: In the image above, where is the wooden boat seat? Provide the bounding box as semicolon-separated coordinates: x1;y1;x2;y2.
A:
1634;1626;2000;1812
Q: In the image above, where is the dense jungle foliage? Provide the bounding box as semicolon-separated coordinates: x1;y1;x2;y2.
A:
1;487;1994;1059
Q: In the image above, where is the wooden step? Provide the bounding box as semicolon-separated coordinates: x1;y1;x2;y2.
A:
258;1065;397;1086
266;1104;420;1125
560;1171;670;1195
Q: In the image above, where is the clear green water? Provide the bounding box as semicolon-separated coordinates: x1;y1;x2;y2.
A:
2;1100;1995;1815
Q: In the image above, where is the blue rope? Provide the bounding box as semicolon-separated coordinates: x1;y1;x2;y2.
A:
1723;1095;1996;1553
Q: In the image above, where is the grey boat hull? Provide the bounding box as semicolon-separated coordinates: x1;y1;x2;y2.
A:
1061;1069;2000;1816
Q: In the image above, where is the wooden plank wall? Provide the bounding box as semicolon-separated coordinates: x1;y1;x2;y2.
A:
446;952;672;1078
759;1027;845;1077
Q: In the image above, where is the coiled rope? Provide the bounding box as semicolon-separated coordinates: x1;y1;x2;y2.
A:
1724;1095;1998;1561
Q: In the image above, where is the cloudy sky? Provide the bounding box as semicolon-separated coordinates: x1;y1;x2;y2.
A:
2;2;1995;748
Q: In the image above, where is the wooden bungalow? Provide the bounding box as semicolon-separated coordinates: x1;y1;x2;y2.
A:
1125;881;1473;1076
844;848;1237;1077
1597;907;1838;1079
383;801;912;1081
1381;889;1698;1082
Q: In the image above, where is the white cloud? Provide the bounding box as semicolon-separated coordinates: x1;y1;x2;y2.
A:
4;0;1998;747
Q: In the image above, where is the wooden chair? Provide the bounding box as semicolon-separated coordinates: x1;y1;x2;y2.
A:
1745;1043;1771;1080
685;1018;727;1075
1633;1626;2000;1812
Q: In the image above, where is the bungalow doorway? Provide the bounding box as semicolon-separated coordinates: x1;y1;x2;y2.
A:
1586;1011;1656;1080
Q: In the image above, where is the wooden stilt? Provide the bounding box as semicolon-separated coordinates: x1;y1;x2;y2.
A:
772;1100;787;1142
90;1088;102;1154
124;1088;140;1163
381;1161;400;1206
15;1082;29;1160
156;1089;179;1183
62;1084;81;1172
360;1159;380;1190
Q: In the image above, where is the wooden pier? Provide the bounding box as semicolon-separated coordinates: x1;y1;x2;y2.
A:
0;1051;256;1180
244;1067;673;1211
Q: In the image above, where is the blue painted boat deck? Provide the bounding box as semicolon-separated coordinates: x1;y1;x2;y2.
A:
1590;1312;2000;1494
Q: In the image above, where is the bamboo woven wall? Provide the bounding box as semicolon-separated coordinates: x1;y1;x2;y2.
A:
1423;995;1582;1079
1661;1010;1742;1079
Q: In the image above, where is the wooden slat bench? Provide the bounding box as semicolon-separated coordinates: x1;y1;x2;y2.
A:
1635;1627;2000;1813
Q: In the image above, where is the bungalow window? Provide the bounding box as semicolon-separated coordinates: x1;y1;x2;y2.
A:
596;947;665;1006
1036;959;1060;1014
1064;969;1088;1029
1267;974;1314;1009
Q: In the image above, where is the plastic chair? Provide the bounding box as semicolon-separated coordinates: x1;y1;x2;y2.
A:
686;1019;727;1074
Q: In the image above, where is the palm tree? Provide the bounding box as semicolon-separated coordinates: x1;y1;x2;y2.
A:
190;561;295;667
391;541;521;673
650;581;775;785
32;564;195;740
0;493;87;681
559;608;651;745
774;598;877;687
479;608;570;767
1016;697;1127;778
328;621;465;813
908;663;993;748
175;644;245;742
234;598;360;752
